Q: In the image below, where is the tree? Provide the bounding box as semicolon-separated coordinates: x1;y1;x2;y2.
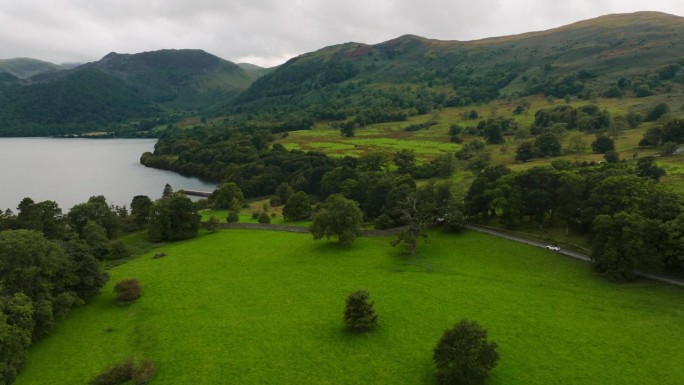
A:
310;194;363;246
391;195;433;255
148;194;200;242
130;195;153;225
205;216;220;233
645;103;670;122
636;156;666;181
257;211;271;224
343;290;378;332
534;133;562;157
0;310;31;385
210;182;244;210
591;135;614;154
591;212;665;281
282;191;312;221
566;133;587;153
275;182;294;203
603;150;620;163
661;142;678;156
433;320;500;385
67;196;120;238
162;183;174;197
394;149;417;175
226;210;239;223
515;141;535;162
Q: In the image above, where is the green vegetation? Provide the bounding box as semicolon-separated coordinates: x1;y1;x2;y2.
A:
12;229;684;384
343;290;378;332
434;320;499;385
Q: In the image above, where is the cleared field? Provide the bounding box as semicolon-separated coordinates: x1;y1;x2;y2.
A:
14;230;684;385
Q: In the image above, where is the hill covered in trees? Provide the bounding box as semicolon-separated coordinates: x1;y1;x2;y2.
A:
1;12;684;137
227;12;684;129
0;50;260;136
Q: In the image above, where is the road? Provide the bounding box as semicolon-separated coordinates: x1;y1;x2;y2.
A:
465;224;684;289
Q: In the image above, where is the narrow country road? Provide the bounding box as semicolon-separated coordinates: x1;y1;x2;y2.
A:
465;223;684;289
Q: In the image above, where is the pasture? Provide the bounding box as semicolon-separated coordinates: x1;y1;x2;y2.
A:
14;229;684;385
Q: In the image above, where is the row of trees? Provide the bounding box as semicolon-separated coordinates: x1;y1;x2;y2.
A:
465;160;683;279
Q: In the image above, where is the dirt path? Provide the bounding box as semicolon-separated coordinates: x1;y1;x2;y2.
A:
218;222;408;237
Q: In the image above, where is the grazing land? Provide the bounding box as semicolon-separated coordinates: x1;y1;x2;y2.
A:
14;229;684;385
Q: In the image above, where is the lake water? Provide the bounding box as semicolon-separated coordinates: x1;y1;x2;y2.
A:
0;138;217;212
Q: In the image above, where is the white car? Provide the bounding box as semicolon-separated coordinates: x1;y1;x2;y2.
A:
546;245;560;251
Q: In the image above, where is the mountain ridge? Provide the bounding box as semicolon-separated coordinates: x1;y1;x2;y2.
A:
2;11;684;136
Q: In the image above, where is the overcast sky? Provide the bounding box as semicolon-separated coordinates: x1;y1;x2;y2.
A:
1;0;683;67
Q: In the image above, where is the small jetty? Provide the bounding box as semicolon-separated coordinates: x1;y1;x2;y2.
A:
179;189;212;197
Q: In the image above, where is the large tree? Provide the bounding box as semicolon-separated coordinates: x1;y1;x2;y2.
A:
148;194;201;242
282;191;312;221
210;182;244;210
434;320;500;385
310;194;363;246
591;212;665;281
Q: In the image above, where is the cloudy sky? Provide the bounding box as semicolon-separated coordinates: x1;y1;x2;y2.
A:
1;0;683;67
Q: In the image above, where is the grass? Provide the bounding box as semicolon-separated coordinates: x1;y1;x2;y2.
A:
14;229;684;385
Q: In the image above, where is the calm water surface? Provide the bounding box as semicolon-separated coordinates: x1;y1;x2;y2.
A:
0;138;216;211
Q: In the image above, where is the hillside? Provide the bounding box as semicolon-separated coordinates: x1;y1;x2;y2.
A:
0;50;256;136
82;49;254;108
230;12;684;128
238;62;275;79
2;12;684;137
0;58;67;79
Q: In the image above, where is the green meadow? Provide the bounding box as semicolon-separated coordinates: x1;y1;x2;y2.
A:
14;229;684;385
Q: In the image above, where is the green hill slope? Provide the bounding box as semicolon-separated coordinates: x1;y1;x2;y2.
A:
83;49;254;108
0;58;66;79
0;50;257;136
14;230;684;385
230;12;684;127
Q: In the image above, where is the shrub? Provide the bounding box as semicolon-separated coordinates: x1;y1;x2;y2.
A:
89;359;134;385
343;290;378;332
132;360;157;385
434;320;499;385
114;279;141;304
257;211;271;224
226;210;239;223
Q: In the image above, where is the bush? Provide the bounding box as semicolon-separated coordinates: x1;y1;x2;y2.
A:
343;290;378;332
89;360;134;385
132;360;157;385
226;210;239;223
257;212;271;224
434;320;499;385
114;279;141;304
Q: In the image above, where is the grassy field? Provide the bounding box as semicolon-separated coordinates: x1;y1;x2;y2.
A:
14;229;684;385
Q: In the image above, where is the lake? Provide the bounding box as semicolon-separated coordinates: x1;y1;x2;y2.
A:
0;138;217;212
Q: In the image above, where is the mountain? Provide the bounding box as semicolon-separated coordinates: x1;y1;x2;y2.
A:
79;49;254;108
0;49;256;136
231;12;684;127
0;58;67;79
2;12;684;137
238;62;275;79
